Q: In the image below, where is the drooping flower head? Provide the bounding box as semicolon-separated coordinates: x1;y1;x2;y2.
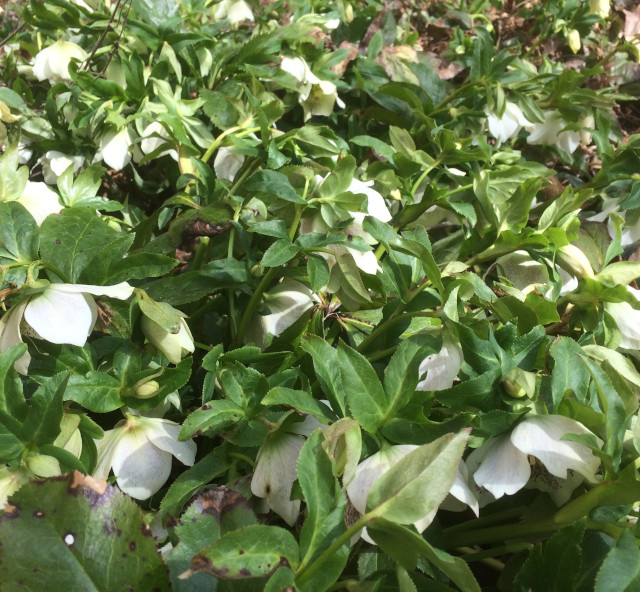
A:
280;56;345;121
468;414;601;505
33;40;87;84
0;282;134;374
94;414;197;500
486;101;530;143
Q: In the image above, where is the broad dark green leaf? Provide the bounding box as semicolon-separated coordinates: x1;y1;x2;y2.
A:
261;239;300;267
594;529;640;592
179;400;244;440
0;202;38;263
550;338;591;411
40;208;120;282
65;372;123;413
0;473;170;591
23;372;69;446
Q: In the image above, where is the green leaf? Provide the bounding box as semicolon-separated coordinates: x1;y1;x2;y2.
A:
65;372;123;413
383;339;433;421
23;372;69;446
307;254;330;293
579;355;627;467
179;400;244;440
514;521;585;592
160;447;230;518
297;431;349;592
245;170;306;204
596;261;640;286
550;338;591;411
189;525;299;579
40;208;120;282
168;487;257;591
0;472;170;591
351;135;396;161
583;345;640;389
366;520;481;592
0;201;39;263
300;335;346;415
595;529;640;592
366;430;469;524
261;239;301;267
389;235;444;296
262;387;335;423
337;342;387;433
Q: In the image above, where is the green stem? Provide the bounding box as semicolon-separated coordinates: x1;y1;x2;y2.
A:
190;236;210;271
296;516;368;586
411;155;444;199
41;262;71;283
430;81;477;115
228;451;256;469
235;267;278;345
201;126;242;164
442;506;527;535
193;341;213;351
457;542;533;563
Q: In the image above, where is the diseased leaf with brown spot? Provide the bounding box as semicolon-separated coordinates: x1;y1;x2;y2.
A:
167;486;257;591
0;472;170;592
184;524;299;580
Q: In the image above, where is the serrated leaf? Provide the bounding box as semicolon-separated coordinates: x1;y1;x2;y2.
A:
337;342;386;433
300;335;346;416
188;525;299;579
0;201;39;263
179;400;244;440
595;529;640;592
0;472;170;591
261;239;300;267
245;170;306;204
40;208;120;282
367;430;469;524
65;372;123;413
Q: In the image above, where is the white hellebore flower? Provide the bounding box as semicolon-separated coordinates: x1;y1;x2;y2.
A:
33;40;87;84
141;316;195;365
214;0;254;24
96;128;133;171
281;56;345;121
0;282;134;374
587;198;640;248
251;416;323;526
416;334;463;391
16;180;63;225
248;279;317;347
486;101;530;143
0;466;32;508
94;415;197;500
468;414;601;504
214;146;245;182
605;286;640;350
41;150;85;185
300;178;392;275
525;111;580;155
346;445;477;544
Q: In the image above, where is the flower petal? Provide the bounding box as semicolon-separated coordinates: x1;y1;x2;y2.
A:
52;282;135;300
0;300;30;374
416;337;463;391
112;428;172;500
469;435;531;499
24;289;95;346
511;415;601;481
251;432;304;526
139;418;197;466
16;181;63;225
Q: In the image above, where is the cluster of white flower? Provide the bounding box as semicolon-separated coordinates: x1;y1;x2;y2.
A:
485;101;593;155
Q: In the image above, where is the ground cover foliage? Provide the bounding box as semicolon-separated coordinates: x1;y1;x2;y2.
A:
3;0;640;589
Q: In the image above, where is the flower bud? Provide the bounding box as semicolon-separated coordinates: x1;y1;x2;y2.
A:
567;29;581;54
502;368;536;399
142;316;195;365
135;380;160;399
556;245;595;279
